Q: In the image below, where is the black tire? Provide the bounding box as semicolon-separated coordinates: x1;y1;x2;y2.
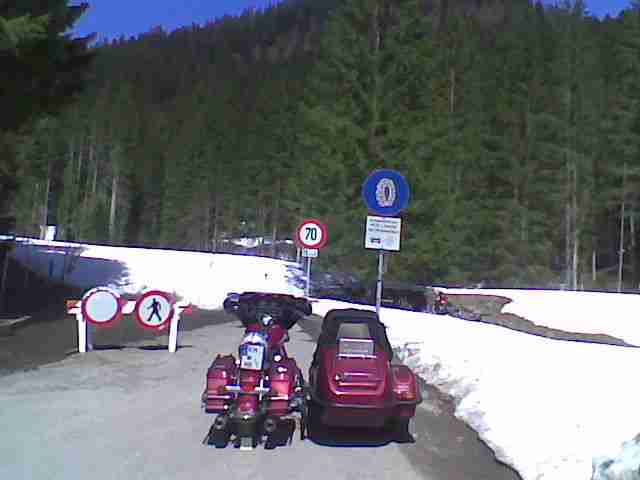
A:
205;427;230;448
393;418;415;444
306;399;324;437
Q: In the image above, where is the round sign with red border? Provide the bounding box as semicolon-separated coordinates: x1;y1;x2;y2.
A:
135;290;175;331
296;219;328;249
81;287;123;327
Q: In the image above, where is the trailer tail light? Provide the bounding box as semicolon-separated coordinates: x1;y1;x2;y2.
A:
393;384;417;401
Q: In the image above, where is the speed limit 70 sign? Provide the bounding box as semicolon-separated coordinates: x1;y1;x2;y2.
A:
296;219;328;249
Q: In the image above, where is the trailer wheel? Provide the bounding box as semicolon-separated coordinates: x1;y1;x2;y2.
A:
393;418;415;444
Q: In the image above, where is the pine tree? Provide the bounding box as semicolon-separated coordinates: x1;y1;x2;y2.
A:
0;1;94;233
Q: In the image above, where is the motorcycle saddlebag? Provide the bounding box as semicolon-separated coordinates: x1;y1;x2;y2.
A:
204;354;237;413
267;358;299;416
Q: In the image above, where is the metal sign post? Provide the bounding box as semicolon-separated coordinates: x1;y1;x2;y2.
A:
302;248;318;297
376;251;384;316
296;219;328;298
365;217;401;316
306;255;312;297
362;170;410;317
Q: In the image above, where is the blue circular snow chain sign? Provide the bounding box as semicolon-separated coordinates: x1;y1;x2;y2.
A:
362;169;411;216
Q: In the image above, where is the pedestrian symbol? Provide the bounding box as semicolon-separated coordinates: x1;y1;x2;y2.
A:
135;290;175;331
147;298;163;323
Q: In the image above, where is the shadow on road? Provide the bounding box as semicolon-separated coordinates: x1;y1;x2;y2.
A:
307;424;406;448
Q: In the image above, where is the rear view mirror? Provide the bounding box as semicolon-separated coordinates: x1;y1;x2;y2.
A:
223;293;240;313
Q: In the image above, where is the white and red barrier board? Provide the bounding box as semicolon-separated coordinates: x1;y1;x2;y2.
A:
81;287;123;327
67;287;192;353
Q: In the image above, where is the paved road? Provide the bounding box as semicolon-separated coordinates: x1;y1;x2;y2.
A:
0;310;521;480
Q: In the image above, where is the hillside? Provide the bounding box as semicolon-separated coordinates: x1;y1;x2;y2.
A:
9;0;640;289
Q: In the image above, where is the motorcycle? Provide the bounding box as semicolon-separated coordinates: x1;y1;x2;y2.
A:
202;292;311;450
432;291;481;321
433;291;454;315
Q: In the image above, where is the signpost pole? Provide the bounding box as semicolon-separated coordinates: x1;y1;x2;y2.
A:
363;170;410;319
306;256;312;297
376;251;384;316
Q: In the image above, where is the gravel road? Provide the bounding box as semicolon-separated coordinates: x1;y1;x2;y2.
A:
0;308;521;480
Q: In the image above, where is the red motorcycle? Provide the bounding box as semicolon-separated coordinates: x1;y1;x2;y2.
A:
202;292;311;450
432;291;481;321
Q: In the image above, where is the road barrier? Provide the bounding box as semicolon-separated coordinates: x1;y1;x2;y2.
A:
66;287;193;353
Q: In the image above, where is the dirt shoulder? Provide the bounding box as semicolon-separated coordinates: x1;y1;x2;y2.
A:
0;305;236;377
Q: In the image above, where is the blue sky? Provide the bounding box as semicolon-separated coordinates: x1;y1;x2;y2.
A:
72;0;632;41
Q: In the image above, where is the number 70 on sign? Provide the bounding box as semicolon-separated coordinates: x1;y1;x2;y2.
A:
296;219;328;250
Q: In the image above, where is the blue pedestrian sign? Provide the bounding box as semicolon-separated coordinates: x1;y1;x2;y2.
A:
362;169;410;216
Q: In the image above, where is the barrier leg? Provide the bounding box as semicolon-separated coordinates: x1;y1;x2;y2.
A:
168;313;180;353
76;312;87;353
86;323;93;351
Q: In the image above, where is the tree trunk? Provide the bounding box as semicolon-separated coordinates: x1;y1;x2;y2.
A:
438;0;449;33
271;180;281;259
565;179;571;288
617;163;627;293
630;199;637;287
368;2;381;164
571;161;578;290
449;67;456;115
109;164;119;243
67;137;77;239
76;135;84;185
0;246;9;312
91;142;98;196
81;129;96;238
41;171;51;239
32;182;40;234
212;201;219;252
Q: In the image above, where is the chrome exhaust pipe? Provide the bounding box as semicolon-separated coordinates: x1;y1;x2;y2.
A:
263;417;278;435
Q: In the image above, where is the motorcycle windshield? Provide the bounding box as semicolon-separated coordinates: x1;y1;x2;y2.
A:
235;293;312;330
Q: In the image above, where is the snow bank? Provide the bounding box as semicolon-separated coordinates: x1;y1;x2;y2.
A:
443;288;640;347
9;238;304;309
593;435;640;480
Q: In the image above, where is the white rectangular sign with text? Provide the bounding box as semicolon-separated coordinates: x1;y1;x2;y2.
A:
364;216;401;252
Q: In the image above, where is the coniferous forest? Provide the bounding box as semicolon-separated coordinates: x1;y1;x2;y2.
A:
4;0;640;289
